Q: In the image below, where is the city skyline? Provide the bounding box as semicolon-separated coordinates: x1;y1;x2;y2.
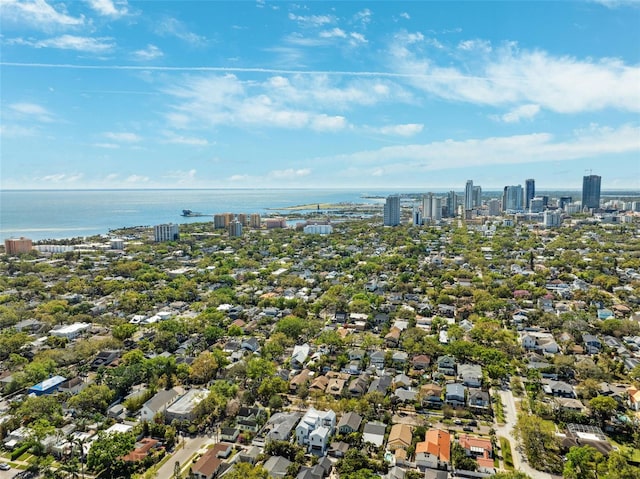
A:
1;1;639;190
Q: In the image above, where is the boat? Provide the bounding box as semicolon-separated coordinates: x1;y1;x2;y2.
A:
181;209;205;217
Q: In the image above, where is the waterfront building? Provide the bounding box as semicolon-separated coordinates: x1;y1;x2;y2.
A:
4;237;33;255
304;224;333;234
250;213;262;228
153;223;179;242
464;180;474;211
384;195;401;226
524;179;535;210
582;175;602;209
237;213;248;226
229;219;243;237
265;217;287;229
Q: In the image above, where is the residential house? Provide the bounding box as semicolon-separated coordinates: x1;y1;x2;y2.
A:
445;383;466;408
393;373;411;388
369;350;386;369
348;349;365;361
165;389;208;422
385;327;401;348
543;380;576;398
191;443;233;479
415;429;451;471
437;356;456;376
59;377;86;395
326;377;346;398
241;337;259;353
264;456;292;479
290;369;313;393
337;412;362;435
420;383;443;409
468;389;490;411
362;421;386;448
368;374;392;395
238;446;261;465
309;375;329;393
393;388;417;404
121;438;159;463
237;406;265;433
392;351;408;367
220;427;240;442
291;344;311;369
348;376;368;397
582;334;602;355
295;408;336;455
458;364;483;388
387;424;412;451
412;355;431;370
458;434;494;474
266;412;301;443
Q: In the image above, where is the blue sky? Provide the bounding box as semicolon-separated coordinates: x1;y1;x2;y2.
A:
1;0;639;190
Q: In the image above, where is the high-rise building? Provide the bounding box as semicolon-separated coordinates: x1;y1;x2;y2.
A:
524;179;535;210
432;197;442;220
472;186;482;207
530;197;544;213
502;185;524;212
543;210;562;228
488;199;501;216
447;191;457;217
422;193;433;221
249;213;262;228
412;205;422;226
582;175;602;209
228;219;243;237
237;213;248;226
559;196;573;211
384;195;401;226
464;180;474;210
154;223;179;242
4;237;33;255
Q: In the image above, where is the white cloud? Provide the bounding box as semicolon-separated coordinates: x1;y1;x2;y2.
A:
9;102;54;122
390;38;640;113
0;124;36;137
268;168;311;179
155;17;206;46
132;44;163;61
104;132;141;142
1;0;84;28
458;39;492;53
495;104;541;123
399;12;410;20
353;8;372;26
311;114;347;131
349;32;367;44
39;173;83;183
86;0;128;17
319;28;347;39
375;123;424;137
326;124;640;172
589;0;640;7
164;73;402;132
125;174;149;183
164;169;197;184
288;13;335;27
229;174;250;181
18;34;115;52
162;131;209;146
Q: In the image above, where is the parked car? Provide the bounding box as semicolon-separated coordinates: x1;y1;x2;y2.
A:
0;463;11;470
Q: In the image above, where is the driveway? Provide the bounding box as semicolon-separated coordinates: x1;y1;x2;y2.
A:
495;389;554;479
155;433;214;478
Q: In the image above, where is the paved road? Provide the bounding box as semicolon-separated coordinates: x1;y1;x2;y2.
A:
495;389;554;479
155;434;213;479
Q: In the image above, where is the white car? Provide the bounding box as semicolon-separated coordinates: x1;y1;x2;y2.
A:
0;463;10;471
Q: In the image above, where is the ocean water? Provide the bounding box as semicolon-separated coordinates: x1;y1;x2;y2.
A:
0;189;395;241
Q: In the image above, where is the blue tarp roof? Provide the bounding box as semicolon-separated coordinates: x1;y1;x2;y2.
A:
29;375;66;392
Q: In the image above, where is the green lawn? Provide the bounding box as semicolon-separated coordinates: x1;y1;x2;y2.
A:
499;436;514;470
493;394;505;424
